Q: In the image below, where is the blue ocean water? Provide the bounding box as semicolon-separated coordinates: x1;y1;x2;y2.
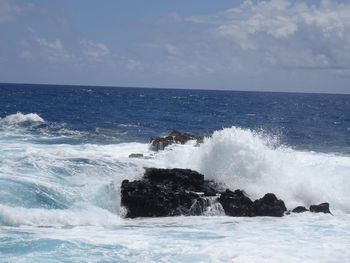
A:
0;83;349;152
0;83;350;262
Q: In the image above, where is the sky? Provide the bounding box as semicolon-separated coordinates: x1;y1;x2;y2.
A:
0;0;350;94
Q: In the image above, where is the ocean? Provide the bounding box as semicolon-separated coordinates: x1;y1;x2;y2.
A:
0;83;350;262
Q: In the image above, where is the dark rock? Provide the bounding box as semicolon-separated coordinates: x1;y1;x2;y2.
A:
150;130;204;151
309;203;331;214
252;193;287;217
121;168;290;218
121;168;219;218
129;153;144;158
292;206;308;213
219;189;253;216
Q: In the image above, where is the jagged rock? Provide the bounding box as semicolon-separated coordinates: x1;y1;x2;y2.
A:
309;203;331;214
121;168;291;218
150;130;204;151
219;189;253;216
218;192;286;217
292;206;308;213
121;168;218;218
252;193;287;217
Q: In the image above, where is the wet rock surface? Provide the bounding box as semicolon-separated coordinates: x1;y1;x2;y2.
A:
150;130;204;151
219;189;253;217
309;203;331;214
121;168;218;218
252;193;287;217
121;168;298;218
292;206;309;213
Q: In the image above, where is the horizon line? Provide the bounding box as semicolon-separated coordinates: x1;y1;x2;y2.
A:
1;82;349;96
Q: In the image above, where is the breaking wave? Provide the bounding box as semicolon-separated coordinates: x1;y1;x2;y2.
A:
0;123;350;227
0;112;45;128
153;127;350;213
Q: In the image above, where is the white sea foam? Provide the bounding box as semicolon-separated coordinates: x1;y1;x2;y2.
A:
0;112;45;127
1;215;349;263
150;127;350;213
0;203;121;227
1;124;350;262
0;124;349;229
0;138;148;226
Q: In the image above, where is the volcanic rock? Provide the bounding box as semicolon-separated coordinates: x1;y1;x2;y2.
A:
150;130;204;151
120;168;291;218
309;203;331;214
219;189;253;216
121;168;218;218
251;193;287;217
291;206;308;213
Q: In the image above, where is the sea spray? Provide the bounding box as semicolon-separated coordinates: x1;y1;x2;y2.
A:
0;86;349;262
153;127;350;213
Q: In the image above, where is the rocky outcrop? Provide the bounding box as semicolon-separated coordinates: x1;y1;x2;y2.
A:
219;189;253;217
150;130;204;151
252;193;287;217
310;203;331;214
219;190;286;217
121;168;218;218
121;168;290;218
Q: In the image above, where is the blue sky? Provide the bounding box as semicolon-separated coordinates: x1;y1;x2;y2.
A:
1;0;350;93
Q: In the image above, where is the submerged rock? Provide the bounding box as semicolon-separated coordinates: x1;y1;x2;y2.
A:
128;153;144;158
309;203;331;214
150;130;204;151
128;153;153;159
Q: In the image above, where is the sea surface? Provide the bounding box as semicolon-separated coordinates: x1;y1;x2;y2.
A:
0;83;350;263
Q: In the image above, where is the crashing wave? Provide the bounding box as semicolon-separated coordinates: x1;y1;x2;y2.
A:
0;112;45;128
153;127;350;213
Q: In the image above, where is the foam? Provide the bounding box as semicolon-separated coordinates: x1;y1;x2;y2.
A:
0;203;121;226
0;112;45;127
0;137;149;226
0;124;349;229
152;127;350;212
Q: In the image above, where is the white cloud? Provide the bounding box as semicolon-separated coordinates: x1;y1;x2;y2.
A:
80;40;110;60
35;37;72;62
163;0;350;76
37;38;63;50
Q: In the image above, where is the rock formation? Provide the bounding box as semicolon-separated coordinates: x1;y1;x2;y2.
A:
150;130;204;151
121;168;292;218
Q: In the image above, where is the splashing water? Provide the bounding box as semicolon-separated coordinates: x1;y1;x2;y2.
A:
153;127;350;213
0;84;349;263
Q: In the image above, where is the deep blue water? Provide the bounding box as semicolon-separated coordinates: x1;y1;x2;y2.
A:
0;83;349;153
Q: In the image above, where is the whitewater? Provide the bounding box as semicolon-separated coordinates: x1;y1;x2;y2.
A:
0;112;349;262
0;85;350;262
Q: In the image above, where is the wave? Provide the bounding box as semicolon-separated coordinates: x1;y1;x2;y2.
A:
0;138;148;226
0;113;137;145
0;112;45;128
153;127;350;213
0;203;121;227
0;125;349;226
